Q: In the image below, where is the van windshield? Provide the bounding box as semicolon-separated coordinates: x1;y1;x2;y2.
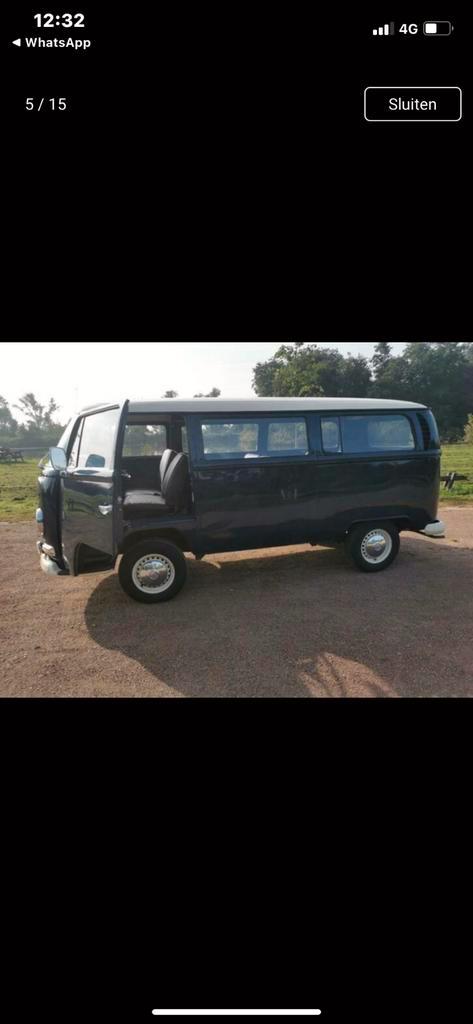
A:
57;419;74;451
39;418;75;468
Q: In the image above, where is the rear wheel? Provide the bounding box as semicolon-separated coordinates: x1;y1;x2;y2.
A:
119;539;187;603
345;522;400;573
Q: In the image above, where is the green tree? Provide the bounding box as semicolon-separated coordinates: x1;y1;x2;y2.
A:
371;342;392;377
162;390;178;398
251;354;283;396
252;341;473;439
403;342;473;440
14;393;61;431
0;395;18;435
252;342;370;397
369;342;413;400
253;343;323;396
339;354;372;396
194;387;221;397
369;354;410;400
464;414;473;444
371;342;473;440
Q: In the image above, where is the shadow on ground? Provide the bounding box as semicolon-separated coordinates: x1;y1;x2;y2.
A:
84;538;473;698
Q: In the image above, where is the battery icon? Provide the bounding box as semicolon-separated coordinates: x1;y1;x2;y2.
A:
423;21;453;35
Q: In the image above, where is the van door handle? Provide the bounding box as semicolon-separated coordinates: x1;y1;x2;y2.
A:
98;504;113;516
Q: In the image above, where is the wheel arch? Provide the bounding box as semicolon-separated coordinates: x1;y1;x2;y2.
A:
345;515;413;536
120;528;190;554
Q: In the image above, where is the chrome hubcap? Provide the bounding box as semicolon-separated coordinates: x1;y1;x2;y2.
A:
132;554;176;594
361;529;393;565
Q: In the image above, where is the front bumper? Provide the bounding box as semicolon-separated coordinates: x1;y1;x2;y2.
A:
420;520;446;538
37;538;56;558
37;539;69;575
40;553;66;576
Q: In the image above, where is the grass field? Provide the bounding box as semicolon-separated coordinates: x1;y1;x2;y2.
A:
440;444;473;502
0;459;42;522
1;447;472;523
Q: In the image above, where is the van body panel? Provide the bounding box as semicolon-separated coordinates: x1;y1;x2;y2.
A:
191;458;320;552
190;453;440;553
308;452;440;534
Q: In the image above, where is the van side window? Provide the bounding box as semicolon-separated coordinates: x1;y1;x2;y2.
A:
77;409;119;469
181;425;189;454
341;415;415;453
201;421;259;460
321;418;342;453
200;419;310;460
123;423;167;456
267;419;309;456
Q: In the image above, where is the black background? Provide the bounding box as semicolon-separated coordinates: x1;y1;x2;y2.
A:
2;5;470;337
2;5;471;1022
4;699;469;1023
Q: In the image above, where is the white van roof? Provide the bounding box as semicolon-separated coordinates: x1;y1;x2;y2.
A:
128;397;427;414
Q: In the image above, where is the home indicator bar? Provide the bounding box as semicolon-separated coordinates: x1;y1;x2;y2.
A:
152;1013;323;1018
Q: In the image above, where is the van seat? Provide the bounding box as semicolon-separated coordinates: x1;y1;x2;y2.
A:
123;453;190;518
123;492;169;516
159;449;177;488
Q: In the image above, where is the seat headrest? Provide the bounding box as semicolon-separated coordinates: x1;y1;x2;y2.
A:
159;448;177;486
162;453;189;507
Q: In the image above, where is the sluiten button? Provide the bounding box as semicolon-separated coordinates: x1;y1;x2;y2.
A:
364;86;462;122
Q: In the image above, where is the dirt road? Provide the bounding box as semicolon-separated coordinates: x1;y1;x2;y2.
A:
1;510;472;697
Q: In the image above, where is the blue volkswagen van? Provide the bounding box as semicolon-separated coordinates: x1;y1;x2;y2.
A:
36;398;445;603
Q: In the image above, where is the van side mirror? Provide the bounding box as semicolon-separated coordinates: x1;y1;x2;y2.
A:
49;446;67;471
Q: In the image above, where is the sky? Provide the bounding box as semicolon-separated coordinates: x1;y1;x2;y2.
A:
1;341;406;423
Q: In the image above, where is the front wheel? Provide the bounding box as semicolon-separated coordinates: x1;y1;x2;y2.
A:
119;539;188;603
345;522;400;573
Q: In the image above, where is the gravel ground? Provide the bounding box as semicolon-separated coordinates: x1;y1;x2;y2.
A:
1;509;472;698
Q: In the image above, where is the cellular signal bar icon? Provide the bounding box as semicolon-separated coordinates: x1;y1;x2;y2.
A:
373;23;395;36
